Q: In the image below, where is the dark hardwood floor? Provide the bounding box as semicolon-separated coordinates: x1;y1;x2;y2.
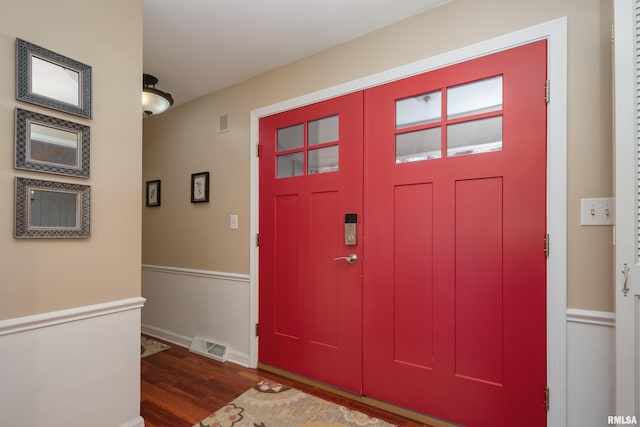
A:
140;335;434;427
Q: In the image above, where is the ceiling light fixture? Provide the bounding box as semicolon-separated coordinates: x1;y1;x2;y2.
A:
142;73;173;116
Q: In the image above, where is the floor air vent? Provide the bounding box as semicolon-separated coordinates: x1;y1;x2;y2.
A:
189;336;228;362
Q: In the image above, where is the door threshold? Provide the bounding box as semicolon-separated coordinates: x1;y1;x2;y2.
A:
258;363;459;427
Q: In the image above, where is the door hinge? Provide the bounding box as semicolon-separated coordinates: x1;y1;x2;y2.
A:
611;24;615;44
545;80;550;104
255;323;259;337
544;233;550;257
257;144;261;158
544;386;550;411
256;233;260;247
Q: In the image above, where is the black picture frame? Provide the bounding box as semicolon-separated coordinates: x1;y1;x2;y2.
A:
191;172;209;203
146;180;161;207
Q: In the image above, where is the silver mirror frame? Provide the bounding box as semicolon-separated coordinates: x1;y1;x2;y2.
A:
15;108;90;178
15;177;91;239
16;38;92;119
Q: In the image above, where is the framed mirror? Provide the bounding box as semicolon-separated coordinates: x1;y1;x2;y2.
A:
16;38;92;118
15;177;90;239
15;108;90;178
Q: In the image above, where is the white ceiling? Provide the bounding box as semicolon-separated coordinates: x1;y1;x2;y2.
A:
143;0;449;107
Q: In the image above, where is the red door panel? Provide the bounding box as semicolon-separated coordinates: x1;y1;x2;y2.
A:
393;183;434;368
363;41;547;426
455;177;504;385
273;194;300;338
259;92;364;393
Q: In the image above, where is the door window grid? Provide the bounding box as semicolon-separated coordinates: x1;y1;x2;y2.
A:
276;115;339;178
395;76;503;163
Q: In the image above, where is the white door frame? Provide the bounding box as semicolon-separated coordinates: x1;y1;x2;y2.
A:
614;0;639;418
249;17;568;426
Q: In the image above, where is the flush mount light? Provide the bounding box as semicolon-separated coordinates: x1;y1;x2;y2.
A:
142;73;173;116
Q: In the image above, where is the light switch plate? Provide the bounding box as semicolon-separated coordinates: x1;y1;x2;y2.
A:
230;214;238;230
580;197;615;226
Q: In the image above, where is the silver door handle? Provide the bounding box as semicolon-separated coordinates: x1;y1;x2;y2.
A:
333;253;358;265
622;263;630;297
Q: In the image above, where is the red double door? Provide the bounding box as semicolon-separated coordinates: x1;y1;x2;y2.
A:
259;41;547;426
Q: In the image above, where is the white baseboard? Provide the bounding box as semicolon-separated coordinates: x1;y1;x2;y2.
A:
121;416;145;427
142;324;193;348
142;323;251;367
142;265;251;367
0;297;145;427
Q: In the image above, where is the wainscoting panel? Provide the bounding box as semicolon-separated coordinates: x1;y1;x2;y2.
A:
141;264;616;425
0;297;145;427
141;265;251;366
567;309;615;427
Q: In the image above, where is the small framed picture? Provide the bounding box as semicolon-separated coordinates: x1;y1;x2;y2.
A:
146;180;161;207
191;172;209;203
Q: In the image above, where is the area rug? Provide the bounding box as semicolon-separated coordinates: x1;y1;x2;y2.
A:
141;336;170;358
194;380;396;427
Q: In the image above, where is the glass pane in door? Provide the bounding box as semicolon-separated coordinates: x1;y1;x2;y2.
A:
277;152;304;178
308;145;339;174
277;124;304;151
396;90;442;129
309;115;339;146
396;127;442;163
447;116;502;157
447;76;502;119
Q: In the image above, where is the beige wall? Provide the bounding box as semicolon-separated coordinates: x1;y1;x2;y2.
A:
143;0;613;311
0;0;143;319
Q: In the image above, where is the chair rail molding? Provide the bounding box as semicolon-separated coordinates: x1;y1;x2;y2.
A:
142;264;250;282
0;296;146;336
566;308;615;327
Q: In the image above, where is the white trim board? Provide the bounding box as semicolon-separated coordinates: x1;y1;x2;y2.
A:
249;17;568;427
120;416;145;427
142;264;250;282
142;323;193;348
0;297;146;336
141;323;250;367
566;308;615;327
